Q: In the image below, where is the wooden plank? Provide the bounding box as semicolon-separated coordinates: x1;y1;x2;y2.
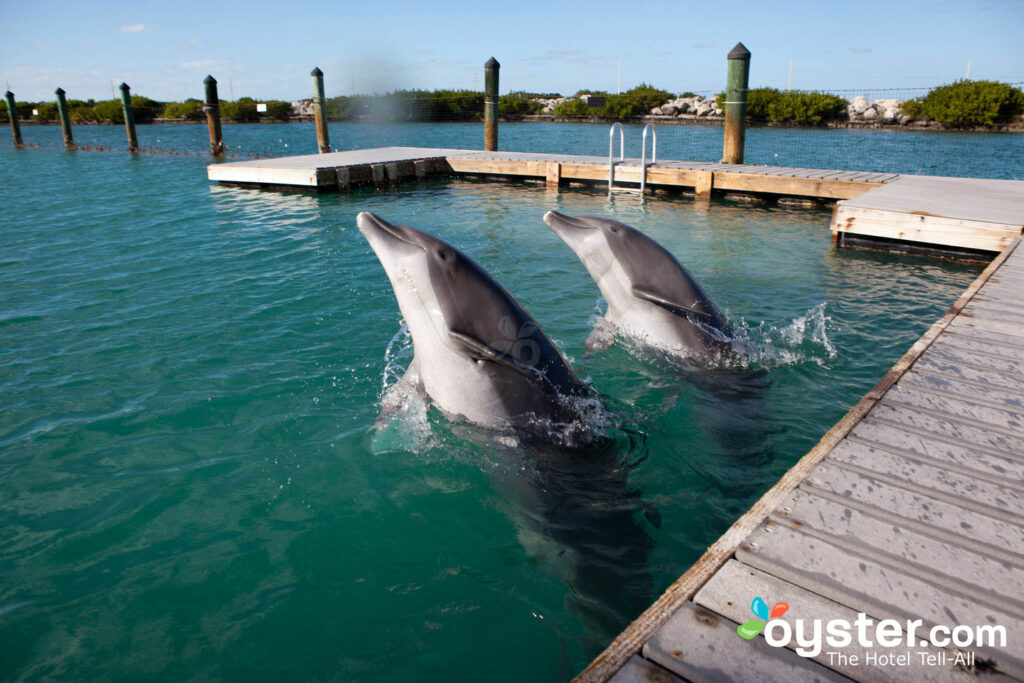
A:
713;171;879;199
826;439;1024;518
840;175;1024;226
831;204;1020;253
846;422;1024;483
911;355;1024;394
943;324;1024;353
866;402;1024;456
768;490;1024;604
901;368;1024;416
736;524;1024;679
803;461;1024;559
574;240;1019;683
607;656;682;683
885;382;1024;428
695;560;1000;682
642;601;848;683
909;344;1024;385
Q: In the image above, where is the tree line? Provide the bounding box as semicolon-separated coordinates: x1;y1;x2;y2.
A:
3;80;1021;127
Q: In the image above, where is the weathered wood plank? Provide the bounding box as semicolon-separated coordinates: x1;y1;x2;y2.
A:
847;422;1024;482
713;171;878;199
803;461;1024;558
929;331;1024;363
884;383;1024;428
736;524;1024;679
866;403;1024;456
767;490;1024;604
942;324;1024;353
911;355;1024;393
831;204;1020;253
826;438;1024;518
642;601;848;683
901;368;1024;415
695;560;999;682
607;656;682;683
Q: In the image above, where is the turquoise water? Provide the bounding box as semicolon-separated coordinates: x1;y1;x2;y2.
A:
0;127;985;681
12;120;1024;179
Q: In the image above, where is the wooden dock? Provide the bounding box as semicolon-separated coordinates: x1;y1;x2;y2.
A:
208;146;1023;254
580;237;1024;682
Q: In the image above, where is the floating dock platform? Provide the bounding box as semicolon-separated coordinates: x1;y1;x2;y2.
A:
208;146;1024;254
209;148;1024;681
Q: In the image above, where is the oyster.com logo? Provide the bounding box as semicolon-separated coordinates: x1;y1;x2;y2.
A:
737;596;789;640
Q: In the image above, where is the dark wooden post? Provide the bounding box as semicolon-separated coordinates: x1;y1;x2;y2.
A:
311;67;330;153
55;87;75;150
484;57;500;151
203;75;225;156
722;42;750;164
118;82;138;152
4;91;23;147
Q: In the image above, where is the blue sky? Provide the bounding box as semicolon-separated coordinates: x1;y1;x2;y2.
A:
1;0;1021;102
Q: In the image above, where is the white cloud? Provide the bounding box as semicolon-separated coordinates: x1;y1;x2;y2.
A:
116;24;151;34
849;46;872;55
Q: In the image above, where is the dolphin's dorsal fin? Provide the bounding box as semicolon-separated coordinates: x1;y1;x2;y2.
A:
631;285;712;319
447;331;544;384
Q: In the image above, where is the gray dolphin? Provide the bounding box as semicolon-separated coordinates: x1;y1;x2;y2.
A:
544;211;732;360
358;212;588;430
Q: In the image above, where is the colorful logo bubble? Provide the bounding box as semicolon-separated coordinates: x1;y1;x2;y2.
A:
737;596;789;639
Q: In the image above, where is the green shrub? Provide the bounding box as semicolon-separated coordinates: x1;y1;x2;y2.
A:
739;88;846;124
222;97;258;122
552;98;592;117
901;80;1024;126
499;92;543;117
261;100;292;119
163;99;204;120
93;99;124;123
34;102;58;121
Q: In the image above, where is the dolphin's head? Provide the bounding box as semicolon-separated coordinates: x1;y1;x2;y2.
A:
544;211;729;347
357;212;582;408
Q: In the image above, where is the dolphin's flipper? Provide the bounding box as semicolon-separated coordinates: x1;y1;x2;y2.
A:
378;358;425;425
584;324;616;357
631;285;714;320
448;330;544;384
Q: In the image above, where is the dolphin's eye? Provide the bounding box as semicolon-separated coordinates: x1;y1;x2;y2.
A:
609;226;619;233
437;250;448;261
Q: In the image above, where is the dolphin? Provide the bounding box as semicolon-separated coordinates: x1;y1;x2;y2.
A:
357;211;589;432
543;211;732;360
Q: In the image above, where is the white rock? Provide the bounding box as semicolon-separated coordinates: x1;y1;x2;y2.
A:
862;106;878;120
851;96;870;114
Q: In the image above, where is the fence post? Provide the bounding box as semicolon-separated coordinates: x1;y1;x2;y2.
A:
118;82;139;152
484;57;500;151
722;42;750;164
4;91;23;147
203;75;225;157
56;87;75;150
311;67;330;153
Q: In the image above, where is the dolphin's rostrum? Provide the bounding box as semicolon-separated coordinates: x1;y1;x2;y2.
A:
357;212;588;431
544;211;732;360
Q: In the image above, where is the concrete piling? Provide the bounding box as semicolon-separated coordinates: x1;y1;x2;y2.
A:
722;42;750;164
484;57;500;151
311;67;330;153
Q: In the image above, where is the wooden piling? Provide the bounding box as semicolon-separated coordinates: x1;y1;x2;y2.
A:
4;91;23;147
484;57;500;151
55;87;75;150
203;75;225;157
722;42;750;165
118;82;138;152
311;67;330;154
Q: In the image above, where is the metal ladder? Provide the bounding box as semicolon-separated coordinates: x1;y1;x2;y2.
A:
608;122;657;195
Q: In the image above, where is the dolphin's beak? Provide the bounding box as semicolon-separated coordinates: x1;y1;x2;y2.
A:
543;211;599;249
357;212;430;271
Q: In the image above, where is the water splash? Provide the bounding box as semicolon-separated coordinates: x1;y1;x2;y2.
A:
728;302;838;369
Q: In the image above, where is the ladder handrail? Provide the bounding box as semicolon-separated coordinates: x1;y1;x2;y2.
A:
640;123;657;194
608;122;625;190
